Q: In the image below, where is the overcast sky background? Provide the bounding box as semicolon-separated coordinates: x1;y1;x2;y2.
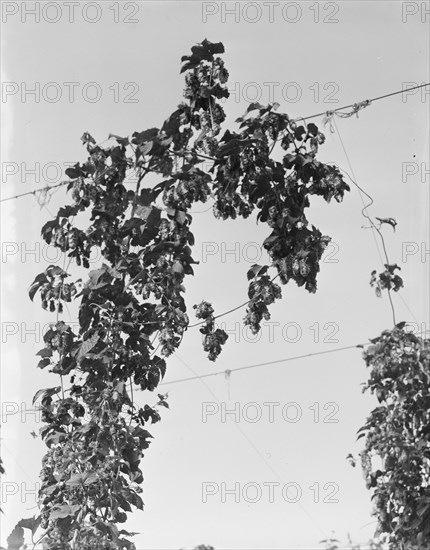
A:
1;1;429;548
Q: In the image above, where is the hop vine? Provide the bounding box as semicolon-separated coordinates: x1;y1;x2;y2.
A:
11;39;353;550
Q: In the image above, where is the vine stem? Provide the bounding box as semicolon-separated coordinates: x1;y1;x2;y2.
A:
340;168;397;327
208;60;215;130
128;378;134;427
188;273;280;328
56;254;73;401
332;119;398;327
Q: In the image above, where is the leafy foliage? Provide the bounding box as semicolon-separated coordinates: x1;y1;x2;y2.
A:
244;265;282;334
359;325;430;547
9;36;427;550
194;301;228;361
370;264;404;298
11;40;351;549
375;217;397;232
319;536;385;550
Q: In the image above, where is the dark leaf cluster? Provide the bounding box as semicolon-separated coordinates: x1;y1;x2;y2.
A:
359;325;430;547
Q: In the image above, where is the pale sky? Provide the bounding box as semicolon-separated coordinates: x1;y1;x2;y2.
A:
1;1;429;548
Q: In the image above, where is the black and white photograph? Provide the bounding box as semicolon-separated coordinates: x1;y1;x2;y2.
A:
1;1;429;548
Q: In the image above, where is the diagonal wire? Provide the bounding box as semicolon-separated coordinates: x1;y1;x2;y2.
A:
161;343;368;386
1;84;428;204
291;82;429;123
0;180;69;203
173;351;330;540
